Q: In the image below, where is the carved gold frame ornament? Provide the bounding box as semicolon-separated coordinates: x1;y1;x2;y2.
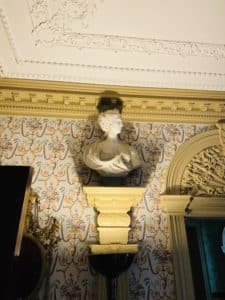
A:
161;125;225;300
1;78;225;123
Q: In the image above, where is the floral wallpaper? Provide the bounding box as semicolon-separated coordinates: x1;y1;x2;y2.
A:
0;115;211;299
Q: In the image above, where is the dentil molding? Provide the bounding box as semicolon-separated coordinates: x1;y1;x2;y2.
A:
0;78;225;124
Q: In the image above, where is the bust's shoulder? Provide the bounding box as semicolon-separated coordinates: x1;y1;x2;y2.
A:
84;139;105;154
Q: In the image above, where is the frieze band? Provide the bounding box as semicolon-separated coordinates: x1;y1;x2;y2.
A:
0;78;225;124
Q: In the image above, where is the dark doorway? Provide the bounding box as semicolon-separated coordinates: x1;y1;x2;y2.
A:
185;218;225;300
0;165;33;300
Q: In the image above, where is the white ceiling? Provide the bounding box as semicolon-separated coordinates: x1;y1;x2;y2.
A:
1;0;225;90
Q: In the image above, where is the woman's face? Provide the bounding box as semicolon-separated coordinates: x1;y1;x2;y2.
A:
98;110;123;136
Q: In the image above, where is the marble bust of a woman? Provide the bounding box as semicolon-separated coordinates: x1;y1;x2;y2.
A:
82;97;142;177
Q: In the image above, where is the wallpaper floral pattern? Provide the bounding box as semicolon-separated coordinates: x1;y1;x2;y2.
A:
0;115;211;300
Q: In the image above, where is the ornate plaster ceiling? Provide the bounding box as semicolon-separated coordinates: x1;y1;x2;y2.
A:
1;0;225;90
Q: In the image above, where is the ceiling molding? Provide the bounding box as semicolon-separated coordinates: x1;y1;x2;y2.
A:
28;0;103;32
4;70;225;93
0;7;20;61
1;5;225;90
34;32;225;60
1;78;225;124
1;6;225;75
8;59;225;78
28;0;225;59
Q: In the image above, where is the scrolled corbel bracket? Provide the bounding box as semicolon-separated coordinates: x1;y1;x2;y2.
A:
83;186;145;254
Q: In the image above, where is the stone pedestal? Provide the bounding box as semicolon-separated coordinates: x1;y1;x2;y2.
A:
83;186;145;254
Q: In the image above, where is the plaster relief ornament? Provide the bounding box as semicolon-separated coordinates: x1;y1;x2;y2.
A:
82;96;142;177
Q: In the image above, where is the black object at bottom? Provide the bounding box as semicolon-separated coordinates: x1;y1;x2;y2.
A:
13;235;44;299
89;253;134;300
99;176;126;187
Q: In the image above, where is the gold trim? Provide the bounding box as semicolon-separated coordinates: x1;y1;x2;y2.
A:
161;195;225;217
168;215;194;300
15;167;34;257
1;78;225;123
89;244;138;255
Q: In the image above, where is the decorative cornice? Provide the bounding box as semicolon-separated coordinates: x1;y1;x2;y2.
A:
1;78;225;123
3;71;225;93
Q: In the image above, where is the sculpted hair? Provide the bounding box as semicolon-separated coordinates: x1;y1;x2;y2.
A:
97;96;123;113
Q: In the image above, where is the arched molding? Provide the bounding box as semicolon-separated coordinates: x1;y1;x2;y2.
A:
161;125;225;300
166;129;220;193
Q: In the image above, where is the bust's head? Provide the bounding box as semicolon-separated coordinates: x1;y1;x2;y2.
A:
97;95;123;114
96;95;124;137
97;109;123;136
